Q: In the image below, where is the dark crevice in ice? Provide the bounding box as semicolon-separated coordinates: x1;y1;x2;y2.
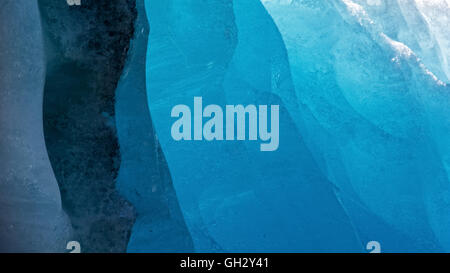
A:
38;0;137;253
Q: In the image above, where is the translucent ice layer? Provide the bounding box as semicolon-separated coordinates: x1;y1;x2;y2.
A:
115;0;193;253
262;0;450;251
143;0;364;252
122;0;449;252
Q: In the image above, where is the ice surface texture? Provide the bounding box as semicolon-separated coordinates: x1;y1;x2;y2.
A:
139;0;450;252
0;0;72;252
0;0;139;253
144;0;361;252
1;0;449;253
261;0;450;251
115;0;194;252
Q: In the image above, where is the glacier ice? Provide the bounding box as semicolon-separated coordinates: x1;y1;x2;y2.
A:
143;0;364;252
344;0;450;83
0;0;72;252
3;0;444;253
124;0;450;252
261;0;450;251
413;0;450;82
115;0;193;253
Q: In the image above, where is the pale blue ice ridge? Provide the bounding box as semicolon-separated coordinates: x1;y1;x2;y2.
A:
0;0;72;252
262;0;450;251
